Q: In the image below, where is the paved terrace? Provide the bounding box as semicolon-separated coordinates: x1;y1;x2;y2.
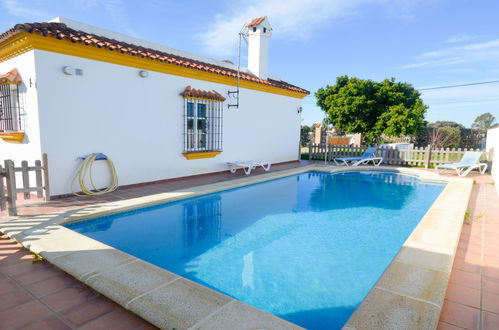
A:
1;161;498;329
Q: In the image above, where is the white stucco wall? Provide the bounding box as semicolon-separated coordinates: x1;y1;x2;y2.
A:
486;127;499;196
0;51;42;167
34;50;303;196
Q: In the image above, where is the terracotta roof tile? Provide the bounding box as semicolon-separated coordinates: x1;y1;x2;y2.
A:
247;16;266;28
181;86;226;101
0;68;22;85
0;22;309;95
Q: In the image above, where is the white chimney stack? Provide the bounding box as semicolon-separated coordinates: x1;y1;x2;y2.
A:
247;16;272;80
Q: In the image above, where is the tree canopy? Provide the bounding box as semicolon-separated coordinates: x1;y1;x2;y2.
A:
428;121;465;129
300;125;313;146
471;112;496;133
315;76;427;144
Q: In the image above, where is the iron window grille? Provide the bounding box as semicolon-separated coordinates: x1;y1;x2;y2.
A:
0;83;25;132
183;98;223;152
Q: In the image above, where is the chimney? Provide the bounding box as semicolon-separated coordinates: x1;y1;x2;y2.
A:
247;16;272;80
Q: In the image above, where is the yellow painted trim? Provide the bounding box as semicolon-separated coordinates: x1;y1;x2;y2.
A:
0;81;21;85
182;151;222;160
0;132;25;143
183;96;224;102
0;33;33;63
0;32;308;99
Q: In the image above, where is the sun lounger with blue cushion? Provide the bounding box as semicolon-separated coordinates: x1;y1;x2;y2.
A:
435;151;487;177
333;146;383;167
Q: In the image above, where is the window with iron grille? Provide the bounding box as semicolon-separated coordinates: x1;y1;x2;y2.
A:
183;98;223;152
0;83;24;132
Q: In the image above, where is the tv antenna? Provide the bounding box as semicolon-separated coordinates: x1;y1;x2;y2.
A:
227;24;249;109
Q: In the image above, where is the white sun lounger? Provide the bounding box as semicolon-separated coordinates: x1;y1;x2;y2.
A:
333;146;383;167
227;161;271;175
435;151;487;177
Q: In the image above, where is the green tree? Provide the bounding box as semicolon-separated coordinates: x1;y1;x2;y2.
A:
428;121;465;129
315;76;427;144
300;125;313;146
471;112;496;133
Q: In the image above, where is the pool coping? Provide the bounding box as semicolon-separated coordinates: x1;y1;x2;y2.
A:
0;165;473;330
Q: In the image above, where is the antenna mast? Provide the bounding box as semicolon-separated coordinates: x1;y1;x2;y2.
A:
228;24;248;109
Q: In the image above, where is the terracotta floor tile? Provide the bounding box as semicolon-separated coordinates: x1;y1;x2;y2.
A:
483;245;499;257
483;292;499;314
445;283;481;308
453;258;481;274
60;295;117;326
437;321;467;330
0;277;18;294
484;238;499;249
484;278;499;295
484;255;499;267
0;259;52;277
0;300;53;329
440;300;480;329
0;251;33;266
485;224;499;234
483;265;499;280
482;311;499;330
0;239;21;246
449;269;482;290
0;247;24;256
456;249;481;263
0;284;34;311
78;308;157;330
41;285;99;312
0;243;23;251
24;273;81;298
19;315;71;330
14;264;61;285
457;242;482;254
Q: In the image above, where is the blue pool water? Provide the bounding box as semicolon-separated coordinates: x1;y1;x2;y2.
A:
67;171;445;329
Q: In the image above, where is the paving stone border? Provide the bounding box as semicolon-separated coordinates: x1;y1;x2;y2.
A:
0;165;472;330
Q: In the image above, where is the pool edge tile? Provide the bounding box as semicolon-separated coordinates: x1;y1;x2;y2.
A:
126;277;233;329
374;261;449;307
84;259;180;306
344;287;441;330
189;300;303;330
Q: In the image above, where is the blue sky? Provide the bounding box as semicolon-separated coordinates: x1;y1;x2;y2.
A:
1;0;499;127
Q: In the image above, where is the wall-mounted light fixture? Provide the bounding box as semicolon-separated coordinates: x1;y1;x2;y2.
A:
62;66;75;75
297;106;303;114
139;70;149;78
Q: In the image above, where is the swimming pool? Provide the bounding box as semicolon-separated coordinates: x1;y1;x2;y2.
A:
67;171;445;329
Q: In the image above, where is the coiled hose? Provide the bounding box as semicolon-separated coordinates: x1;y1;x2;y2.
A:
71;153;118;196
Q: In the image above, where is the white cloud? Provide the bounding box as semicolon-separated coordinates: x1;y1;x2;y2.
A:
1;0;138;38
421;83;499;110
420;83;499;124
1;0;50;20
401;57;465;69
199;0;427;57
446;33;478;44
101;0;139;38
402;38;499;69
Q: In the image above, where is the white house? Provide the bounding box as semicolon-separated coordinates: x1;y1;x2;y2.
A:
0;17;309;197
486;126;499;196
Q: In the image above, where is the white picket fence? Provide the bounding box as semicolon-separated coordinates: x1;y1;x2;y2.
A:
0;154;50;216
308;144;486;168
